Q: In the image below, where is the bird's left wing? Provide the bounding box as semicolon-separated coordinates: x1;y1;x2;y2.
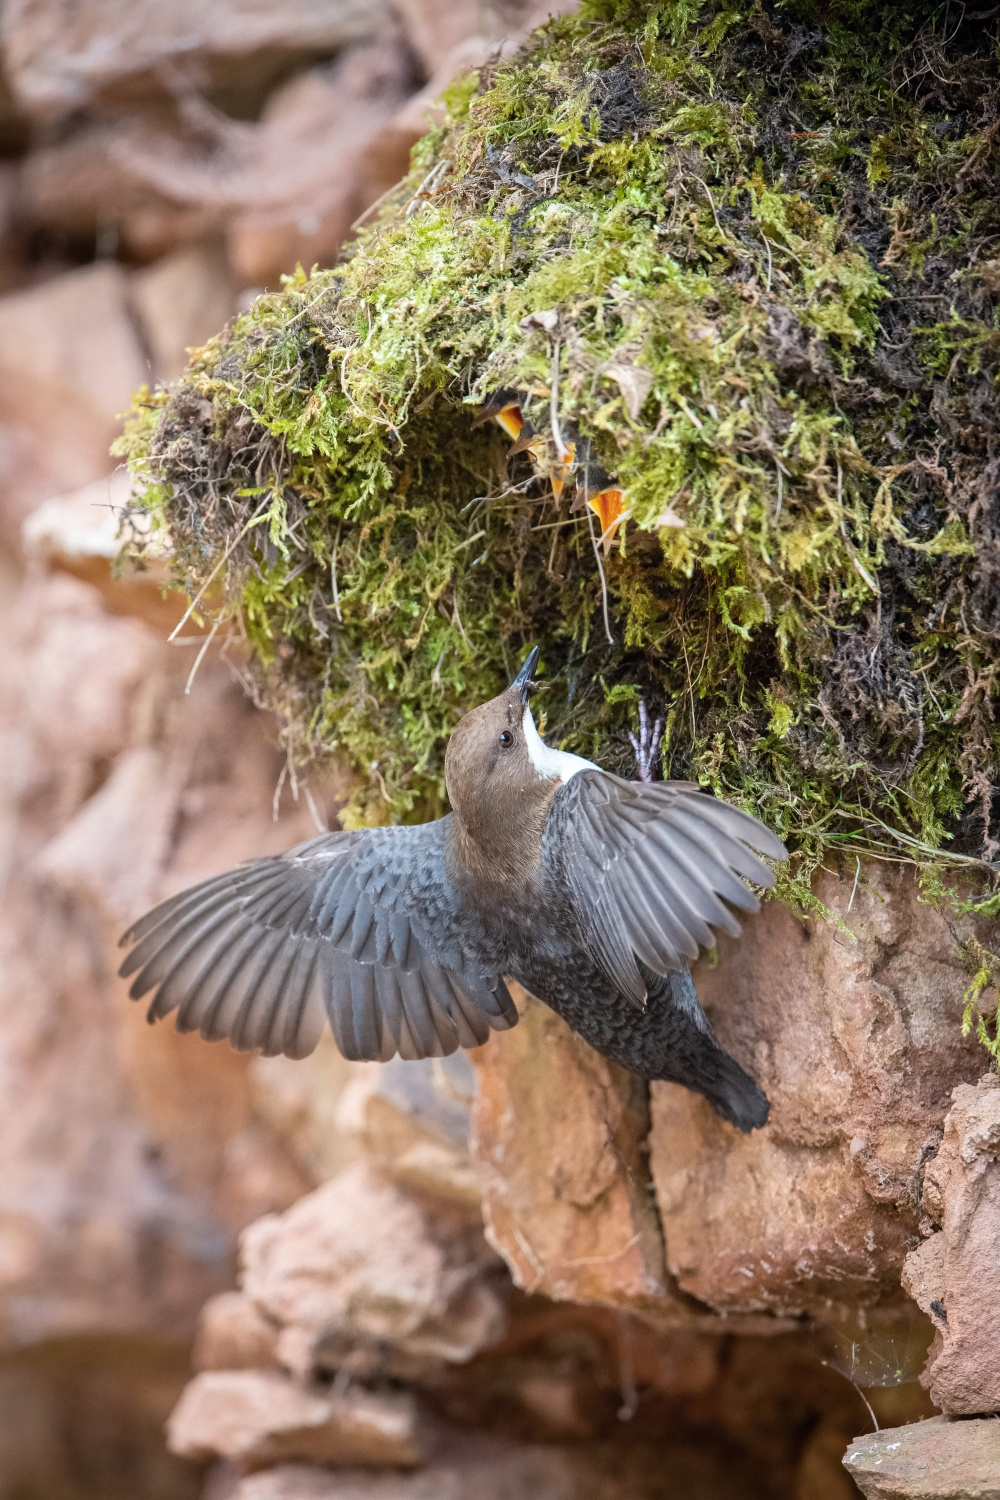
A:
542;771;786;1006
118;821;515;1062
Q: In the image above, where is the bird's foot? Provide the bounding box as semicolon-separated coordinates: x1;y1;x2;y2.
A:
628;700;664;783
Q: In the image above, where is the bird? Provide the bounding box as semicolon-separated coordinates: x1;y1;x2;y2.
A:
119;649;787;1132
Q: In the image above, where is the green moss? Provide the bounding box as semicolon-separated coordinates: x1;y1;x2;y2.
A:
118;0;1000;948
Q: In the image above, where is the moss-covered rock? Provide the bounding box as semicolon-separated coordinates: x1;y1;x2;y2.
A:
119;0;1000;955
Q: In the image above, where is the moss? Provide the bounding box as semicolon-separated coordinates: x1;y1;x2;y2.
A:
119;0;1000;935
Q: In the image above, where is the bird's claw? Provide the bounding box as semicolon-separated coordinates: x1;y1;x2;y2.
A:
628;700;664;783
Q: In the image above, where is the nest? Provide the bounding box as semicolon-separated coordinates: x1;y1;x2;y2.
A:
119;0;1000;940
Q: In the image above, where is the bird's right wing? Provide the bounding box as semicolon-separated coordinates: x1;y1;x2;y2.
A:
118;821;515;1063
542;772;786;1006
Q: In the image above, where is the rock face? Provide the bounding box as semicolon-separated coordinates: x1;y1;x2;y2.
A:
0;564;350;1496
167;1371;428;1470
649;868;987;1323
0;570;349;1353
0;264;148;529
902;1075;1000;1415
473;867;986;1329
472;989;677;1318
1;0;382;123
844;1415;1000;1499
239;1164;508;1382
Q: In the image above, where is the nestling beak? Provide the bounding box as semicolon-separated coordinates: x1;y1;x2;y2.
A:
510;645;540;704
588;487;626;553
494;403;524;440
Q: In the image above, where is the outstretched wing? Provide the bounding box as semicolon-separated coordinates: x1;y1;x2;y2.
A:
119;821;515;1062
542;772;786;1006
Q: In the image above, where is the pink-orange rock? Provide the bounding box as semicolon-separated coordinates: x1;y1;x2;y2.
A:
0;570;343;1351
21;469;184;632
844;1414;1000;1499
131;242;237;380
649;867;986;1321
334;1054;480;1209
223;46;414;285
230;1439;582;1500
194;1292;281;1373
390;0;491;75
20;121;223;264
1;0;384;123
0;264;148;532
166;1370;427;1469
239;1164;508;1381
902;1075;1000;1414
471;988;683;1321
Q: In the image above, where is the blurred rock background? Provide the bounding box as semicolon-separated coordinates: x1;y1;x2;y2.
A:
0;3;996;1498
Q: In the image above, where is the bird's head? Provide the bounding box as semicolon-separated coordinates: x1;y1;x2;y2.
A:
444;648;596;867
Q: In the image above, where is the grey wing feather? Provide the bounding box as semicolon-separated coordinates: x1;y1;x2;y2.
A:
544;772;786;1003
119;819;515;1063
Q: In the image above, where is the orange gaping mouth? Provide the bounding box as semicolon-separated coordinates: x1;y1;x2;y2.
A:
589;486;625;541
494;403;524;440
551;442;576;500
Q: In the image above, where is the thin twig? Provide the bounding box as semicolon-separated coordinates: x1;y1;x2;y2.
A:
550;336;570;461
349;173;409;232
168;497;271;642
303;784;328;834
761;231;773;291
582;447;613;645
851;1380;880;1433
272;762;287;822
330;520;343;621
184;616;221;695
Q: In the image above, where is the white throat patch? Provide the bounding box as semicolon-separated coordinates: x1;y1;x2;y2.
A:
521;706;599;783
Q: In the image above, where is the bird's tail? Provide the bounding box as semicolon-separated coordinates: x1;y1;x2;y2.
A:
656;968;770;1133
687;1047;770;1134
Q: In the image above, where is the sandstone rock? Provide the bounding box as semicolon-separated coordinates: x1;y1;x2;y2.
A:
472;988;726;1325
239;1164;507;1381
21;470;183;631
23;468;133;564
223;45;415;285
649;866;986;1321
131;242;237;380
2;0;385;123
843;1414;1000;1499
392;0;579;77
0;571;342;1352
167;1369;427;1469
230;1439;581;1500
227;1413;841;1500
20;120;224;264
250;1038;363;1187
194;1291;281;1372
902;1075;1000;1414
378;0;583;171
0;263;148;532
391;0;492;75
335;1053;480;1208
87;43;415;288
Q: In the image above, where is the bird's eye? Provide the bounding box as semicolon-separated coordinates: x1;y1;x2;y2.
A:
498;730;514;749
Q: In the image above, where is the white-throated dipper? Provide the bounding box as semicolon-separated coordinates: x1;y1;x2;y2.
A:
119;650;786;1132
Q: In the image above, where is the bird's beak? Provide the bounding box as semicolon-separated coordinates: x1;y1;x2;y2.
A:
510;646;540;703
